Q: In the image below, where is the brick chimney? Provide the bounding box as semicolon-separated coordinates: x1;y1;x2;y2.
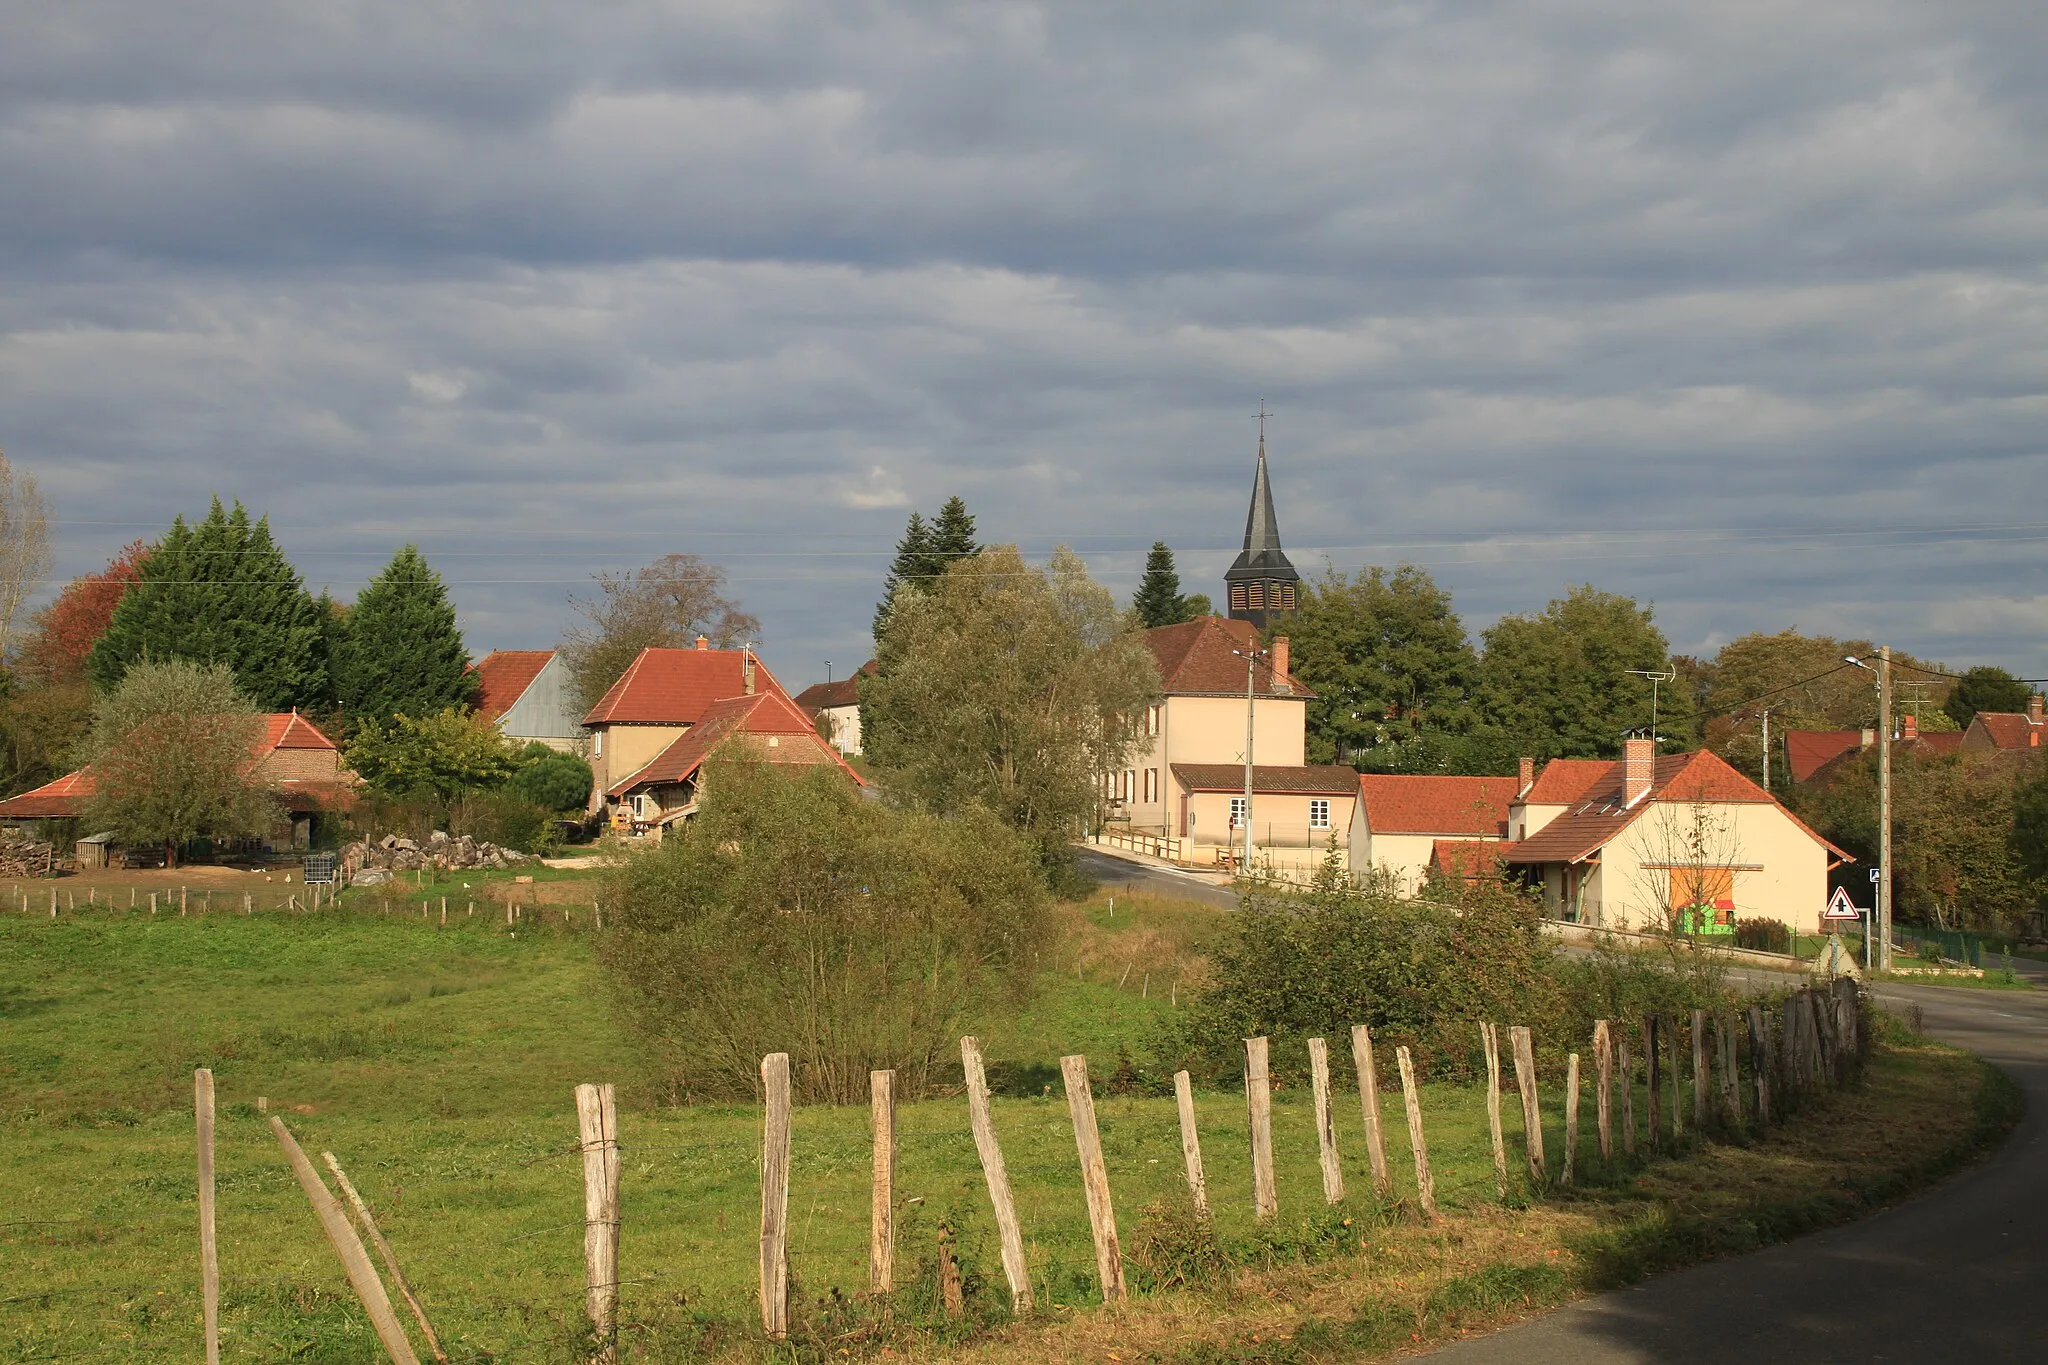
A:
2031;694;2044;724
1269;636;1290;692
1623;737;1655;806
1901;713;1917;742
1518;756;1535;796
743;650;756;696
694;634;709;650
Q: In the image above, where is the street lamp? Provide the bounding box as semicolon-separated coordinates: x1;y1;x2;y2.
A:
1231;644;1268;874
1845;651;1893;970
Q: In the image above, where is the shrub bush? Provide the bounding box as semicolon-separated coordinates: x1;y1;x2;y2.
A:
595;756;1051;1103
508;744;593;813
1735;917;1793;954
449;788;557;853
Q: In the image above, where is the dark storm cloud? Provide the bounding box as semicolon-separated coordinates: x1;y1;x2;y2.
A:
4;0;2048;683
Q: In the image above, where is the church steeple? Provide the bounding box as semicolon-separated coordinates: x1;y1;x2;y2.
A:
1224;421;1300;630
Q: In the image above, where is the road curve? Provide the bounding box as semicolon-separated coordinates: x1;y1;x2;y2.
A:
1424;968;2048;1363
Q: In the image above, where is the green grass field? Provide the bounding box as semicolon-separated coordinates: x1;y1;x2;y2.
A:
0;893;2006;1363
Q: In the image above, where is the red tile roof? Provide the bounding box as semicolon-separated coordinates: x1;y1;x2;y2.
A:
582;647;788;726
1171;763;1361;795
1917;731;1965;756
1431;839;1520;881
1519;757;1614;805
1359;774;1517;837
1141;617;1314;698
1784;730;1866;783
0;713;346;820
474;650;554;721
1968;711;2045;751
793;660;874;713
609;691;859;796
1508;749;1850;865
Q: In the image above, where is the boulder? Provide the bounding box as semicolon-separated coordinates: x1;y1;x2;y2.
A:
351;867;394;887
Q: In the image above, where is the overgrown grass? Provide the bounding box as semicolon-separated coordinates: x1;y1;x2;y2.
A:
0;904;2016;1363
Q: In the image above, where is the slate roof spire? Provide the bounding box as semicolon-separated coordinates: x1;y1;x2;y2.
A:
1224;417;1300;630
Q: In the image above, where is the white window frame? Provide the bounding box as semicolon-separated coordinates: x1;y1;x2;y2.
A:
1230;797;1248;827
1310;798;1331;829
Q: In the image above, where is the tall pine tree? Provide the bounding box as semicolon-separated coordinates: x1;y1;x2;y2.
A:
332;545;476;725
928;496;979;568
89;498;325;711
1132;541;1197;628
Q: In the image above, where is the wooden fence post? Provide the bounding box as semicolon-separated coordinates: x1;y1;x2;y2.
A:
1394;1047;1436;1221
270;1117;421;1365
1780;995;1802;1098
1692;1009;1709;1128
1644;1016;1663;1150
1619;1037;1636;1157
960;1037;1033;1312
323;1151;448;1362
1173;1070;1209;1217
1593;1020;1613;1163
1060;1055;1126;1302
1745;1003;1772;1130
1667;1015;1685;1141
757;1058;791;1339
1481;1023;1508;1200
1350;1024;1391;1200
195;1069;219;1365
870;1069;896;1295
1716;1014;1741;1125
1562;1053;1580;1187
1511;1025;1545;1185
576;1082;623;1356
1307;1037;1344;1205
1244;1036;1278;1220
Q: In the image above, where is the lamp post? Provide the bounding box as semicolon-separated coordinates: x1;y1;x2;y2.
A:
1846;651;1893;970
1232;644;1267;873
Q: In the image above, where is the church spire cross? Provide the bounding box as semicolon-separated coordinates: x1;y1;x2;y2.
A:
1224;408;1300;629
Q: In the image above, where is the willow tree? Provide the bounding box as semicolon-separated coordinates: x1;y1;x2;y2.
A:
863;544;1160;875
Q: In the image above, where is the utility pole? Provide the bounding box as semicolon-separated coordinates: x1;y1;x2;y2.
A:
1234;645;1265;872
1760;707;1772;793
1878;645;1893;971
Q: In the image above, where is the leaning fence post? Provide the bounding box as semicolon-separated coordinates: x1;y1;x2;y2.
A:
1173;1070;1210;1218
1562;1053;1581;1186
270;1117;421;1365
576;1082;623;1356
1593;1020;1613;1163
1745;1003;1772;1129
195;1069;220;1365
1307;1037;1344;1205
1619;1036;1637;1157
1060;1055;1126;1302
1395;1046;1436;1221
1349;1024;1391;1200
1481;1023;1508;1200
757;1057;791;1339
870;1069;896;1295
1244;1036;1278;1220
960;1037;1033;1312
1716;1014;1740;1125
1511;1025;1546;1185
323;1151;448;1362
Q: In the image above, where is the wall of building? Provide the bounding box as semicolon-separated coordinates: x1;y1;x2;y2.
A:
819;703;862;756
256;748;346;783
589;724;688;808
1353;831;1454;894
1118;694;1308;834
498;654;587;749
1181;788;1352;869
1576;802;1832;934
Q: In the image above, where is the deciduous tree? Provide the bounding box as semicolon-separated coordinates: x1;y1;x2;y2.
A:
1944;665;2032;729
18;541;148;687
0;450;51;667
344;708;520;801
81;660;278;866
862;544;1160;874
1476;586;1683;759
560;553;759;711
332;546;475;725
508;743;595;812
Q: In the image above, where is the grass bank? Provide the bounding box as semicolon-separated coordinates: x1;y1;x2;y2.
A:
0;901;2018;1362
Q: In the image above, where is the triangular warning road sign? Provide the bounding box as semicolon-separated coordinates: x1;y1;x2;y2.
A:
1823;886;1860;920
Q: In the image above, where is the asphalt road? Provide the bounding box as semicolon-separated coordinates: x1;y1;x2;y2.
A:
1073;846;1239;908
1425;965;2048;1364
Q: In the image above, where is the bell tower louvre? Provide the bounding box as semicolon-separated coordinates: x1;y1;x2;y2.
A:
1224;427;1300;630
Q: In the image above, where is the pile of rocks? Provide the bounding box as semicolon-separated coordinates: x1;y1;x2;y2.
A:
343;832;534;886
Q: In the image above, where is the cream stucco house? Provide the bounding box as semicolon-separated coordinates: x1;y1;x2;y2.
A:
1348;773;1520;894
1504;739;1851;934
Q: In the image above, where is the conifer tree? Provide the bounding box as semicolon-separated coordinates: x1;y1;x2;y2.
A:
928;496;979;568
89;498;325;711
874;511;934;640
332;545;476;725
1132;541;1196;628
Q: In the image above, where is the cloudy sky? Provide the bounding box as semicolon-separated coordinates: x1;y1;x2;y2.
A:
6;1;2048;688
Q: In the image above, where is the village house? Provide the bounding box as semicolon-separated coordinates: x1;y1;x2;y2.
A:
1783;716;1963;785
1502;738;1850;935
603;690;862;838
1960;694;2047;755
474;649;587;753
0;710;359;854
792;660;874;756
1347;773;1520;893
580;639;789;816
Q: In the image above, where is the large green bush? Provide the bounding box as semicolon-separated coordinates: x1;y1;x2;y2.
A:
508;744;593;813
596;757;1051;1104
